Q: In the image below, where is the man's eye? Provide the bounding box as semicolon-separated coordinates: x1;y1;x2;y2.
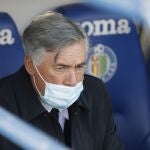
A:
76;65;85;69
55;67;66;72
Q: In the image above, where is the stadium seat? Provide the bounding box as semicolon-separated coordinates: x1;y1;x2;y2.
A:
55;3;150;150
0;12;24;78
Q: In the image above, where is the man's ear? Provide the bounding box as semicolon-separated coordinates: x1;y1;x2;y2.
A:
24;56;35;76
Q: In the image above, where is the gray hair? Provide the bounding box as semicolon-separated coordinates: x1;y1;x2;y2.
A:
23;11;89;65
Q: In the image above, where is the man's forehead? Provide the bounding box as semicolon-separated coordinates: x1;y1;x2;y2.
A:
54;52;86;65
53;42;87;63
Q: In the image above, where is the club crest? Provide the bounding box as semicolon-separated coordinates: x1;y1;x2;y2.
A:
86;44;118;82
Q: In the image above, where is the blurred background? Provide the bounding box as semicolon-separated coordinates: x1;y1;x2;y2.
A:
1;0;150;67
1;0;150;150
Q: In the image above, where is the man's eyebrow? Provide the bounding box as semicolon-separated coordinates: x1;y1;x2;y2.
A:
76;62;86;66
55;61;86;67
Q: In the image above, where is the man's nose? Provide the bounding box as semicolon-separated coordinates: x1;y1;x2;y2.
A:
65;70;78;86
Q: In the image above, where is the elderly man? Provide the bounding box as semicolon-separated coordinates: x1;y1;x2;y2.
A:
0;11;123;150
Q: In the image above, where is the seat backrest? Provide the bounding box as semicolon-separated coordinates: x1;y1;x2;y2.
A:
0;12;24;78
55;3;150;150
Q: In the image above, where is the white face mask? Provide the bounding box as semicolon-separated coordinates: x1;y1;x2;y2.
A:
33;64;84;110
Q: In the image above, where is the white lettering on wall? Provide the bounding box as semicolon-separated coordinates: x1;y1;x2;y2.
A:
0;29;15;45
80;18;131;36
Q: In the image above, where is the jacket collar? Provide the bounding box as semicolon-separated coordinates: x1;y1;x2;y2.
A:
13;66;90;121
78;92;90;111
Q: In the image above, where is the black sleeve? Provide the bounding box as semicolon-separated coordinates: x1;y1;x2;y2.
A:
102;110;124;150
102;91;124;150
84;75;124;150
0;79;21;150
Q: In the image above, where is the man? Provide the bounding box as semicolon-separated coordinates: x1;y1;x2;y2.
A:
0;11;124;150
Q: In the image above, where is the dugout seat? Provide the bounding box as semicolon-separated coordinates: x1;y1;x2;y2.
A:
0;12;24;78
55;3;150;150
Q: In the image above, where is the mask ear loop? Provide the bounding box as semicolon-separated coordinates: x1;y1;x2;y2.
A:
32;62;46;96
32;76;43;96
33;62;47;84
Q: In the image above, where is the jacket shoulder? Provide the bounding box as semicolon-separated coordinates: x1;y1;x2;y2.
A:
0;74;14;96
83;74;111;108
83;74;105;91
0;74;18;113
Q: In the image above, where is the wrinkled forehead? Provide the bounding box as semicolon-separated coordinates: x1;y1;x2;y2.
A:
53;41;87;64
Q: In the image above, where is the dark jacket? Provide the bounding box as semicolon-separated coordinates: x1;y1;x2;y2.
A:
0;66;123;150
